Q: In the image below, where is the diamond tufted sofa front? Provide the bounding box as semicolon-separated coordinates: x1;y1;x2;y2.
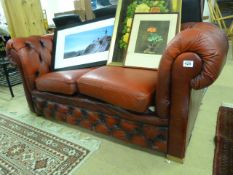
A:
6;22;229;161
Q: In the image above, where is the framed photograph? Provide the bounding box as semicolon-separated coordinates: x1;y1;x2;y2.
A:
107;0;182;66
52;16;115;71
124;13;179;69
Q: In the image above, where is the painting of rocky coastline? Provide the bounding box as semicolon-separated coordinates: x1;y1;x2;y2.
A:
64;25;114;59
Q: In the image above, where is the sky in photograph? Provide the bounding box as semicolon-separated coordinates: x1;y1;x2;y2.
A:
64;25;114;53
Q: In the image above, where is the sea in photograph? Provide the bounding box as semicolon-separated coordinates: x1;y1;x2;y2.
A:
64;25;114;59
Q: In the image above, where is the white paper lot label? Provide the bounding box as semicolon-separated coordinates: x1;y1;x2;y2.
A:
183;60;194;68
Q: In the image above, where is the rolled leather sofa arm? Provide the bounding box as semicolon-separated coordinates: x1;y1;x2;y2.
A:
6;35;53;111
156;22;229;118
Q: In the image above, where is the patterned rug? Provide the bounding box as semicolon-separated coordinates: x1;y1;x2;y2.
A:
0;113;100;175
213;105;233;175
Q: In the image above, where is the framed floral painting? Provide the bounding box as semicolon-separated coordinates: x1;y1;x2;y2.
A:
107;0;182;66
124;13;179;69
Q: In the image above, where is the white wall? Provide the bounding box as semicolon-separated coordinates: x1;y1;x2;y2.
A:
40;0;117;26
203;0;210;22
0;4;9;35
40;0;75;26
0;4;6;23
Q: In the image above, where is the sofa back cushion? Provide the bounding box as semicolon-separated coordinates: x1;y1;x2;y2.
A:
36;68;95;95
77;66;158;113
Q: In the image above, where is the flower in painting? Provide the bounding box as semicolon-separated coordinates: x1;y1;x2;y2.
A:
147;27;157;33
123;33;130;43
126;18;133;28
144;26;163;54
135;3;150;13
150;7;161;13
119;0;169;49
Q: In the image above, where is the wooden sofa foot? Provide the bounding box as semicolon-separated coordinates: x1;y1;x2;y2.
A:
166;155;184;164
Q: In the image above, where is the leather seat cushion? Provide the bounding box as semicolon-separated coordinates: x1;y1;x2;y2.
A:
77;66;158;112
36;68;95;95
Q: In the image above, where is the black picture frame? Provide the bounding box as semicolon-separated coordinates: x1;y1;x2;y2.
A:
52;15;115;71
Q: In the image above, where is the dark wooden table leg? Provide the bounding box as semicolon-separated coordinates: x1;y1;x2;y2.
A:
2;64;14;97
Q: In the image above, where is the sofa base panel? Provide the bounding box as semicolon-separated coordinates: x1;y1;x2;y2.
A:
32;95;168;154
167;155;184;163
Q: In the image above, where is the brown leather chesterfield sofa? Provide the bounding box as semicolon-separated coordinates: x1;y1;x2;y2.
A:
6;22;229;161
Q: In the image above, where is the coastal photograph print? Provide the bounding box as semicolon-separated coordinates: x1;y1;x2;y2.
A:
64;25;113;59
52;17;115;71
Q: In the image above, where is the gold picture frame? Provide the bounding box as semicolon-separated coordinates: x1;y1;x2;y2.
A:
107;0;182;66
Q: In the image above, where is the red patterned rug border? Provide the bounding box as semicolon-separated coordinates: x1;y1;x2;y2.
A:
213;106;233;175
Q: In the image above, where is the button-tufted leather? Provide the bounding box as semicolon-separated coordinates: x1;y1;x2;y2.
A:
36;68;96;95
6;22;229;160
155;22;229;158
156;22;229;118
78;66;158;113
6;35;53;111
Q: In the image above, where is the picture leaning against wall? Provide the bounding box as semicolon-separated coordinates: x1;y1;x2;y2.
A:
52;16;115;71
107;0;182;66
